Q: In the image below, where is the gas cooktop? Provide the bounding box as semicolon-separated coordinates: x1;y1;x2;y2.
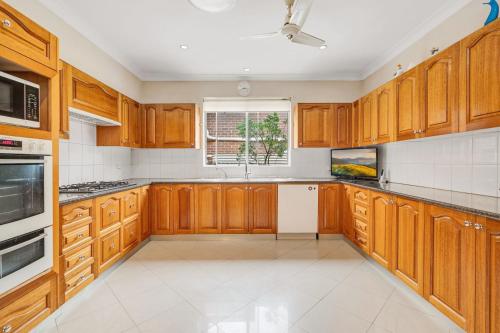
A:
59;181;134;193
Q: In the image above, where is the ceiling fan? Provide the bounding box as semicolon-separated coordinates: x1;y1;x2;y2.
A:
241;0;326;48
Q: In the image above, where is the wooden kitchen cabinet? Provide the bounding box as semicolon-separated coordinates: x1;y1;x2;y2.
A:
459;19;500;132
122;218;139;253
0;272;57;333
195;184;222;234
248;184;276;234
392;197;425;294
360;94;374;146
395;67;420;141
160;104;197;148
419;43;460;137
95;194;122;233
373;81;395;144
98;226;122;273
97;95;141;147
332;103;352;148
142;104;159;147
318;184;341;234
341;185;354;241
296;103;333;147
351;100;360;147
130;99;141;147
222;184;249;233
369;191;394;269
424;205;475;331
172;184;195;234
152;185;174;234
140;186;151;240
59;60;70;139
0;1;58;72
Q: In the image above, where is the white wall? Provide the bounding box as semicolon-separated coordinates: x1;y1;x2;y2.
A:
59;120;132;186
381;129;500;197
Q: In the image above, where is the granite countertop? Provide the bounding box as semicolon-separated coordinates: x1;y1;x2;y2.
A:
59;178;500;221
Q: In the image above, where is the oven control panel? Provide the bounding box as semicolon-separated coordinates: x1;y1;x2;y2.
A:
0;135;51;155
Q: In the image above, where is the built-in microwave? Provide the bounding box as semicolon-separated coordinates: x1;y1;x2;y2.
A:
0;70;40;128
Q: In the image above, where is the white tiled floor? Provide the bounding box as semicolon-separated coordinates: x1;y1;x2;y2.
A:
35;239;465;333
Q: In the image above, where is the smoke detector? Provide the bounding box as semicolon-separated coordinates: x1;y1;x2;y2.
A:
237;81;251;97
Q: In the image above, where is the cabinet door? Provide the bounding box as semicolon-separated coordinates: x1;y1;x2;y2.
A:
296;104;333;147
332;103;352;148
318;184;341;234
152;185;173;235
342;185;354;241
129;99;141;148
351;100;360;147
392;197;424;294
96;195;121;233
98;227;121;272
195;184;222;234
161;104;196;148
424;205;475;331
120;96;130;146
59;60;70;139
396;68;420;141
142;104;158;147
420;43;460;137
374;81;395;144
172;184;195;234
370;192;394;269
459;20;500;132
360;95;374;146
122;189;140;221
248;184;276;234
475;217;500;333
122;218;139;253
222;185;248;233
140;186;151;240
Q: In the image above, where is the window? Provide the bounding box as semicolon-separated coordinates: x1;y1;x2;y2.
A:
203;98;291;166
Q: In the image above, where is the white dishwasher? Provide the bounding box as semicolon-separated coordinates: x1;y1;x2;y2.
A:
277;184;318;237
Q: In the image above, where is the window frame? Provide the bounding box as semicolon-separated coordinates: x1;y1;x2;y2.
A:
202;100;292;168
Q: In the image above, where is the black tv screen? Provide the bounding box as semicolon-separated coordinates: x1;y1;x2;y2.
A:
331;148;378;180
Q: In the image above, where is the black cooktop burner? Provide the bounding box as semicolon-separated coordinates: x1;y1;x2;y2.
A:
59;181;134;193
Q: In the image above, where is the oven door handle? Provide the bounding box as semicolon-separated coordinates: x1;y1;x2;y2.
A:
0;159;45;164
0;233;47;256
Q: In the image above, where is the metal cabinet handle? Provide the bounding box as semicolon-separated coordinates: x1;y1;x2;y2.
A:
77;233;85;239
77;213;84;217
78;255;86;262
3;324;12;333
474;223;484;231
2;19;11;28
110;242;115;250
464;220;473;228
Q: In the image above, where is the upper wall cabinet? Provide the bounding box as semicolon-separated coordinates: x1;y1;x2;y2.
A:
332;103;352;148
373;81;395;144
0;1;58;75
296;103;333;148
360;94;374;146
352;100;360;147
419;43;460;137
96;95;140;147
161;104;197;148
61;63;120;122
459;19;500;132
395;67;420;141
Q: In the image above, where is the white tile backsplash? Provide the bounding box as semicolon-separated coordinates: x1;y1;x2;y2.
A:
382;128;500;197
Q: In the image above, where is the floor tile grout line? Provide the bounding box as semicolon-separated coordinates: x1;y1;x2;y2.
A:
365;288;396;333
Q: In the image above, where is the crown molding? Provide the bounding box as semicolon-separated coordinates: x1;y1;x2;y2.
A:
139;72;364;81
360;0;474;80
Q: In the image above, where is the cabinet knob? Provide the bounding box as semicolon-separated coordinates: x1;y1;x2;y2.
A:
77;233;84;239
110;242;115;249
474;223;484;231
78;255;86;262
77;213;84;217
2;19;11;28
464;220;473;228
2;325;12;333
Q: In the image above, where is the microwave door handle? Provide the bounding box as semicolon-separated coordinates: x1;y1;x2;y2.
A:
0;159;45;164
0;233;47;256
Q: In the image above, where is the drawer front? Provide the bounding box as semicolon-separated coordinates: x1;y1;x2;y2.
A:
353;203;369;219
354;230;369;251
123;191;139;219
0;279;53;333
353;188;369;204
98;197;121;231
123;218;139;250
63;243;94;276
62;222;92;253
354;218;368;233
100;229;121;266
61;200;93;226
64;265;94;301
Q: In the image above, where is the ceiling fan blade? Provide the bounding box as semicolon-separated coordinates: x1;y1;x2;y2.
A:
290;0;312;28
240;31;281;40
284;0;295;8
291;31;325;47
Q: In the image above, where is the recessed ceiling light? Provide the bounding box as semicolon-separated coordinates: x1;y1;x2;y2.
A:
180;44;189;50
320;45;327;50
189;0;236;13
243;67;251;72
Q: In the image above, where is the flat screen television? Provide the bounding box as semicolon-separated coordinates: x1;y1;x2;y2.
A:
331;148;378;180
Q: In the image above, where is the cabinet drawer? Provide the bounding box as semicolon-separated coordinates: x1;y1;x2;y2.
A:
97;196;121;231
0;277;55;333
122;218;139;252
353;188;369;204
61;200;93;226
123;191;139;219
354;230;369;251
64;265;94;301
353;203;369;219
61;221;92;253
62;242;94;277
99;228;121;271
354;218;368;233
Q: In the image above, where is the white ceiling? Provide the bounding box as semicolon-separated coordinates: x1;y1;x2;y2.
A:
39;0;471;81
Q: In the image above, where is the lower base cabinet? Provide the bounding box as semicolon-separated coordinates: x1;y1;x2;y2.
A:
98;226;122;273
0;272;57;333
369;192;394;269
222;184;249;233
122;218;140;253
249;184;277;234
195;184;222;233
318;184;341;234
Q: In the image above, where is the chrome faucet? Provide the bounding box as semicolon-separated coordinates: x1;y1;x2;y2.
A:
244;163;252;179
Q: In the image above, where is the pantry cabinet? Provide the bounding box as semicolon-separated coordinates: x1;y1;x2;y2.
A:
459;19;500;132
172;184;195;234
424;205;475;331
296;103;333;147
195;184;222;233
318;184;341;234
332;103;352;148
222;184;249;233
419;43;460;137
248;184;277;234
395;67;420;141
369;191;394;268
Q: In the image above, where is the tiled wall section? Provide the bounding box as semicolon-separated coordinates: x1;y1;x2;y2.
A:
131;148;332;179
59;119;132;186
381;128;500;197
